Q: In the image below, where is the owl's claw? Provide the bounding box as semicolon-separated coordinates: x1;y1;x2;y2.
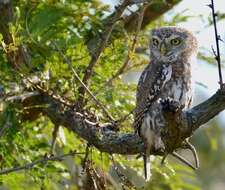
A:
160;98;183;113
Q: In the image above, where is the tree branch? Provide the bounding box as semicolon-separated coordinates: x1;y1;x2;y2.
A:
96;3;147;94
208;0;224;88
6;88;225;156
0;151;85;175
53;43;114;122
124;0;181;32
79;0;181;108
186;89;225;131
2;0;224;159
77;0;133;108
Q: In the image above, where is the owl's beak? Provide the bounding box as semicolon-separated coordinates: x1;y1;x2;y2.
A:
160;44;167;55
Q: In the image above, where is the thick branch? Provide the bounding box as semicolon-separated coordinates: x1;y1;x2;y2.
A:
124;0;181;32
2;0;224;158
6;88;225;156
186;89;225;131
43;100;144;155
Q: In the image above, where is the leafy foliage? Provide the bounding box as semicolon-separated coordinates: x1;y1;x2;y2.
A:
0;0;224;189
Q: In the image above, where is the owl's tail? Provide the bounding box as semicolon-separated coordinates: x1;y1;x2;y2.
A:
143;154;151;181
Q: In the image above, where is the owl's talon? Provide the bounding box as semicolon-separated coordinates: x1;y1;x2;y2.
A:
160;98;181;113
134;27;197;178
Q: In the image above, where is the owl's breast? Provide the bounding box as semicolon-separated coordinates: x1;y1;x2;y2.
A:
162;76;192;108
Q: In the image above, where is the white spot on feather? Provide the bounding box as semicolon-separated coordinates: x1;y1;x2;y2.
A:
162;65;172;83
172;80;182;101
142;72;147;82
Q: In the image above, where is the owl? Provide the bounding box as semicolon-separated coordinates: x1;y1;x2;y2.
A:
134;26;198;180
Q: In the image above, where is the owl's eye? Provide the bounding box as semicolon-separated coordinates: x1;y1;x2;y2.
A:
171;38;181;45
152;38;159;46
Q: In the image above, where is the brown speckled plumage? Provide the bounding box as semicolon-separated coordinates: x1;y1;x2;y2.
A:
134;27;198;180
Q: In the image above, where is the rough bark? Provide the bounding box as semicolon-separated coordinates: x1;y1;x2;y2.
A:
124;0;181;32
6;88;225;156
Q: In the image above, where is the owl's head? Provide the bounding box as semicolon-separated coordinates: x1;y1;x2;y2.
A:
150;26;198;63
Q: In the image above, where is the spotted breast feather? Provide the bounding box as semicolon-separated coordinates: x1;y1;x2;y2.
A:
134;61;172;135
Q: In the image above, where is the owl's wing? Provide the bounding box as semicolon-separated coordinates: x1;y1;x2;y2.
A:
134;61;172;133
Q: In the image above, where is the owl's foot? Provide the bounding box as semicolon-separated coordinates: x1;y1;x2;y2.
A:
160;98;183;113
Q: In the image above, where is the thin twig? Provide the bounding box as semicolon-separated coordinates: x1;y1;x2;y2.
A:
115;109;134;124
77;0;133;108
20;74;73;107
102;4;148;89
5;91;40;102
25;6;39;47
183;140;199;169
209;0;224;88
53;43;115;122
93;3;148;124
171;152;197;170
82;144;90;171
0;151;85;175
